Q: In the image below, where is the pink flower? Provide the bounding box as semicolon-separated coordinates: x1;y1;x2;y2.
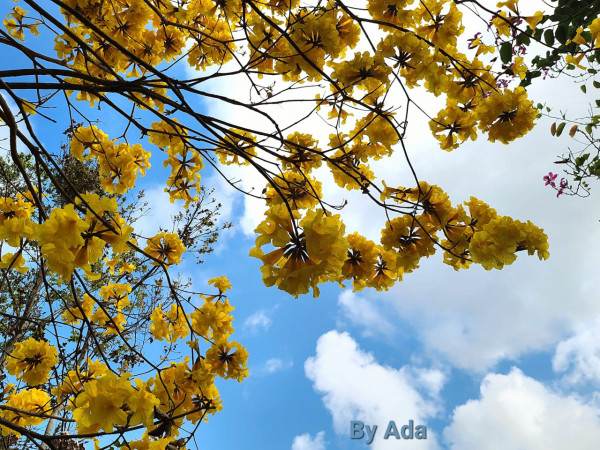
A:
543;172;557;187
556;178;568;198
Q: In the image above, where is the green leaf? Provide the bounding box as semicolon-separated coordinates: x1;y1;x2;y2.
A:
516;33;531;46
544;29;555;46
594;80;600;89
581;30;593;43
556;25;568;44
581;85;587;93
556;122;566;136
596;99;600;107
500;42;513;64
575;153;589;166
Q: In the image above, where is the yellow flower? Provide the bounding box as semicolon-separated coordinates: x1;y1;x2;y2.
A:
0;251;29;273
62;293;95;325
525;11;544;30
206;340;249;382
150;303;190;343
476;87;537;144
6;338;59;386
73;372;136;433
144;232;186;265
0;389;50;436
566;53;586;70
511;56;528;80
208;275;232;293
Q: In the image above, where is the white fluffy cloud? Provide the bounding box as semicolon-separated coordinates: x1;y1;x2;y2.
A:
244;310;272;334
444;368;600;450
553;316;600;385
127;184;181;237
291;431;326;450
305;331;442;449
337;291;395;338
367;72;600;371
263;358;293;374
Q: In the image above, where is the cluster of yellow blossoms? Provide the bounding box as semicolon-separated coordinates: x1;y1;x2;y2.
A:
0;277;246;445
150;120;205;207
0;388;50;437
251;182;549;297
71;126;150;194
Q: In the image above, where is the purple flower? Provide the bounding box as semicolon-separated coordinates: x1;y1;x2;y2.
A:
557;178;568;197
467;32;482;49
543;172;558;187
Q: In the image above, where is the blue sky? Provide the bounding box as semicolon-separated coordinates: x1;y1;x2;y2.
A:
3;0;600;448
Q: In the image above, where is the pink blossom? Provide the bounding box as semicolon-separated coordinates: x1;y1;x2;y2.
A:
543;172;557;187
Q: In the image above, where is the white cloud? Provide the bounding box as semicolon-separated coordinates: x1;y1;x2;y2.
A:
337;291;395;338
263;358;293;374
444;368;600;450
553;316;600;385
133;184;180;237
370;73;600;369
244;310;272;334
291;431;326;450
305;331;442;449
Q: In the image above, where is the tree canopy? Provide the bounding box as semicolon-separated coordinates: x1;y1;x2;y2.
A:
0;0;588;448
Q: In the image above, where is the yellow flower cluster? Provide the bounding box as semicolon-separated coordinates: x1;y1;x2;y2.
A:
150;121;204;207
470;216;549;270
216;129;257;166
250;205;348;297
150;303;190;343
0;389;50;436
250;180;549;297
71;126;150;194
265;172;323;210
0;193;36;247
208;275;232;293
33;193;133;279
6;338;59;386
72;370;159;434
280;132;323;173
3;7;39;42
144;232;186;266
62;293;95;325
